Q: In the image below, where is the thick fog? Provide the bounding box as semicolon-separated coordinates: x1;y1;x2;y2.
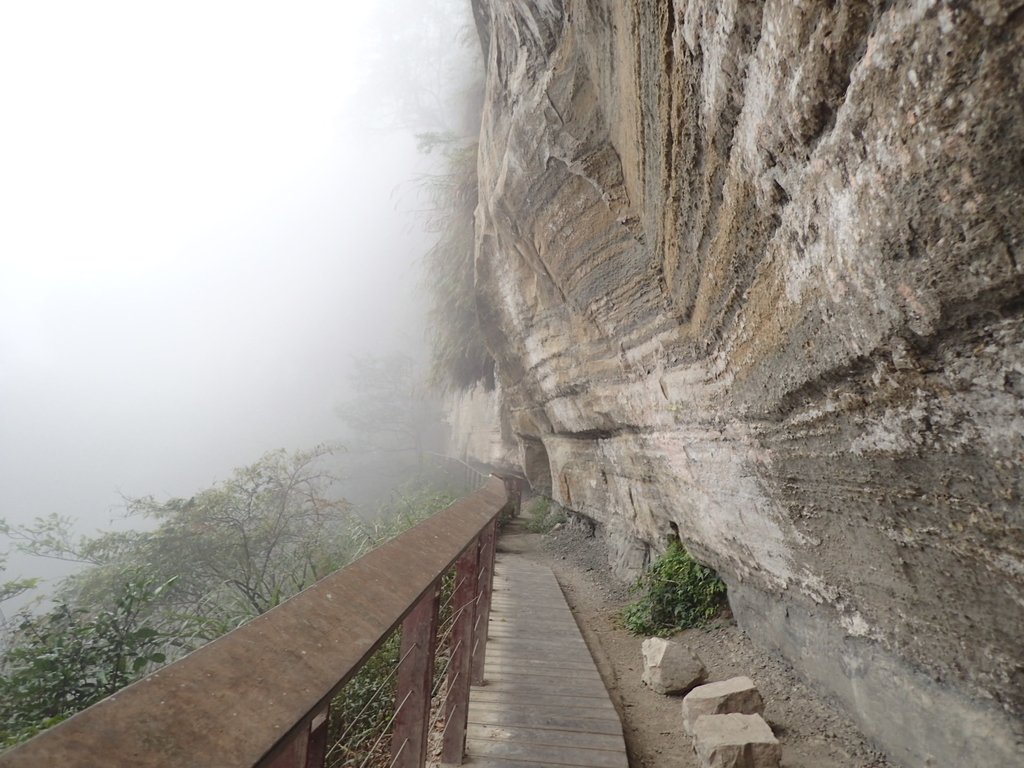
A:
0;0;479;594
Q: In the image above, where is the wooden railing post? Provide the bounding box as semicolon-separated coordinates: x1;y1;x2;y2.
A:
264;730;308;768
440;542;481;766
390;583;440;768
471;520;497;686
305;708;329;768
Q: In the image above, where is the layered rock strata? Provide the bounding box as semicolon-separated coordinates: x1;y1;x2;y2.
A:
463;1;1024;765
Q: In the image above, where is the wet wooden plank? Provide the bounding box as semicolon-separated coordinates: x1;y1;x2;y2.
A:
483;665;605;682
485;629;590;645
462;759;623;768
484;655;601;669
487;614;577;626
463;739;627;768
464;554;628;768
472;680;611;698
484;632;591;648
469;690;617;713
485;639;591;652
483;665;605;681
467;706;625;733
485;627;590;638
467;701;623;727
472;678;610;697
482;651;598;668
486;614;579;626
483;651;598;667
488;626;587;639
488;605;574;618
489;597;570;608
467;724;625;751
489;593;573;604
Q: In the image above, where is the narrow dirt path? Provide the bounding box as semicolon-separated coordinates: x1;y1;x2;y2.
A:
497;516;892;768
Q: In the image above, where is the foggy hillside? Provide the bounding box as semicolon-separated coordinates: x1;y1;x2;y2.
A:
0;0;481;601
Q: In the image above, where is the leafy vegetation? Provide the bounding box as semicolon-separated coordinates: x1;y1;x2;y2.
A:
0;576;174;746
0;450;462;753
524;497;565;534
622;541;727;637
3;446;353;642
418;134;495;392
335;354;443;467
326;633;400;767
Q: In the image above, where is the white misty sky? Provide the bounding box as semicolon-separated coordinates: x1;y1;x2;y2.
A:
0;0;446;568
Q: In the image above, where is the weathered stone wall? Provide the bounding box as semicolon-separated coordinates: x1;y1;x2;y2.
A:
444;382;520;473
463;1;1024;765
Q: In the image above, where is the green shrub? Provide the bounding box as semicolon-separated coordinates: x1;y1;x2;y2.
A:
418;136;495;392
622;542;727;636
0;576;173;746
0;477;463;757
524;498;565;534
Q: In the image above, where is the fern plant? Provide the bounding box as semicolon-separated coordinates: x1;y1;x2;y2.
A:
622;542;727;637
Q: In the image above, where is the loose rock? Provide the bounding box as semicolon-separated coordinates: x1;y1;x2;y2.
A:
682;676;764;733
641;637;706;695
692;713;781;768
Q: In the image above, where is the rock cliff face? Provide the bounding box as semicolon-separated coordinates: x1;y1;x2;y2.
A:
461;1;1024;765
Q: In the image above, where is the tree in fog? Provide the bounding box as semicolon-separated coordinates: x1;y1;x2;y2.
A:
335;354;444;467
417;134;494;391
2;446;353;637
116;446;352;622
0;447;460;746
356;0;484;136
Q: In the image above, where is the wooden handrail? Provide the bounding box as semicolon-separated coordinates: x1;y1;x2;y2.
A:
0;477;513;768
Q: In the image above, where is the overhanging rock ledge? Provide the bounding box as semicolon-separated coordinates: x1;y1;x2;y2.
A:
454;2;1024;766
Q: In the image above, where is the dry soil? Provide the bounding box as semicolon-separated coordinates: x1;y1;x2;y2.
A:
497;516;893;768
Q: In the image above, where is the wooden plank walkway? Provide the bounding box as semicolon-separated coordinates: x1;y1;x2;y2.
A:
463;554;629;768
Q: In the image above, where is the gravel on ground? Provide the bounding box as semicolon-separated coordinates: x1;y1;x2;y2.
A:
497;514;893;768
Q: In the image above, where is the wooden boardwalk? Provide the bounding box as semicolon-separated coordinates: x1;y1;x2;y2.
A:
463;554;629;768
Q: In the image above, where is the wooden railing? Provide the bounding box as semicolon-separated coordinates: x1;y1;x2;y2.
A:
0;476;521;768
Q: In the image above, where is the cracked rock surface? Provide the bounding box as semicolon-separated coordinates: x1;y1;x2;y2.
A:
461;1;1024;765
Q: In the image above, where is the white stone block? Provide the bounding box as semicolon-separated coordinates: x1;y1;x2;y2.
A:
692;713;781;768
641;637;706;695
682;676;764;733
